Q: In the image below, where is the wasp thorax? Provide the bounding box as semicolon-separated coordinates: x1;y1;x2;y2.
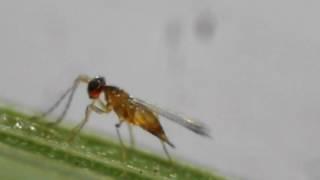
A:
87;76;106;99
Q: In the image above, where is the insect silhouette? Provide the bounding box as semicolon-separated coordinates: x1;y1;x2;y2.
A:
33;75;211;160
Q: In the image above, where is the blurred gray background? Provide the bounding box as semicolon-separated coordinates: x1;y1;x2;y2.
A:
0;0;319;179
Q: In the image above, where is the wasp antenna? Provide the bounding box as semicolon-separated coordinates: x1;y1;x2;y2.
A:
50;75;90;125
30;86;73;121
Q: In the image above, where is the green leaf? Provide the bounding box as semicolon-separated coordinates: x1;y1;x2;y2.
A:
0;106;224;180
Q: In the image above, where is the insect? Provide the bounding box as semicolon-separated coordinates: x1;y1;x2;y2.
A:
34;75;211;160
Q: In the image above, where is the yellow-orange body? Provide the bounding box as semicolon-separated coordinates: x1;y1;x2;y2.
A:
104;86;173;147
36;75;209;161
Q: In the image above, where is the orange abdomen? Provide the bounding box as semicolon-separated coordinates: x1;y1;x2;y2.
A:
105;85;168;142
132;106;165;137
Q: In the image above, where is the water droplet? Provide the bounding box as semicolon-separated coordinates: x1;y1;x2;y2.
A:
15;117;22;122
14;122;22;129
107;149;116;155
169;173;177;179
20;141;28;146
0;114;8;121
39;132;47;138
97;151;107;156
131;156;139;163
48;153;56;158
126;164;135;169
61;142;69;147
29;126;36;131
109;159;116;163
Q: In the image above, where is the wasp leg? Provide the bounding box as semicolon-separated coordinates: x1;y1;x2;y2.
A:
127;124;135;149
68;101;107;143
115;121;127;160
161;140;172;162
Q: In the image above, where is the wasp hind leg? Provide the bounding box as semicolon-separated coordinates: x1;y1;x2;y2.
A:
115;120;128;161
157;134;174;162
127;124;135;149
161;140;173;162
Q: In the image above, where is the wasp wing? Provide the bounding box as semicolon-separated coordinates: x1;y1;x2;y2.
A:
132;97;211;138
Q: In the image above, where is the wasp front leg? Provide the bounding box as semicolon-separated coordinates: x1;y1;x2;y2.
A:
68;100;110;143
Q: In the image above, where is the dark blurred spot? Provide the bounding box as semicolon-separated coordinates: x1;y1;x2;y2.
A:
153;168;158;173
165;19;183;48
194;10;216;42
304;159;320;180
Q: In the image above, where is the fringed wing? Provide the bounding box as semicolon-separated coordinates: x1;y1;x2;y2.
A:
131;97;211;138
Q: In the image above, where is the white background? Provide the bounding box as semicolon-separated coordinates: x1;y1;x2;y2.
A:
0;0;320;179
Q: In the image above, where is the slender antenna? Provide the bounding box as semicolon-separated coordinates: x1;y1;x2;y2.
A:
31;74;91;125
30;86;73;121
49;81;79;125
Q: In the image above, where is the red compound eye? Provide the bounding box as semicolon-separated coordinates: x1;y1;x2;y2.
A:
89;89;102;99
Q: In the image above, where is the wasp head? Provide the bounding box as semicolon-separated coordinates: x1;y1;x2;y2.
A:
87;76;106;99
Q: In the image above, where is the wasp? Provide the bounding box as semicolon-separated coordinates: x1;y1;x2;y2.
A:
34;75;211;160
